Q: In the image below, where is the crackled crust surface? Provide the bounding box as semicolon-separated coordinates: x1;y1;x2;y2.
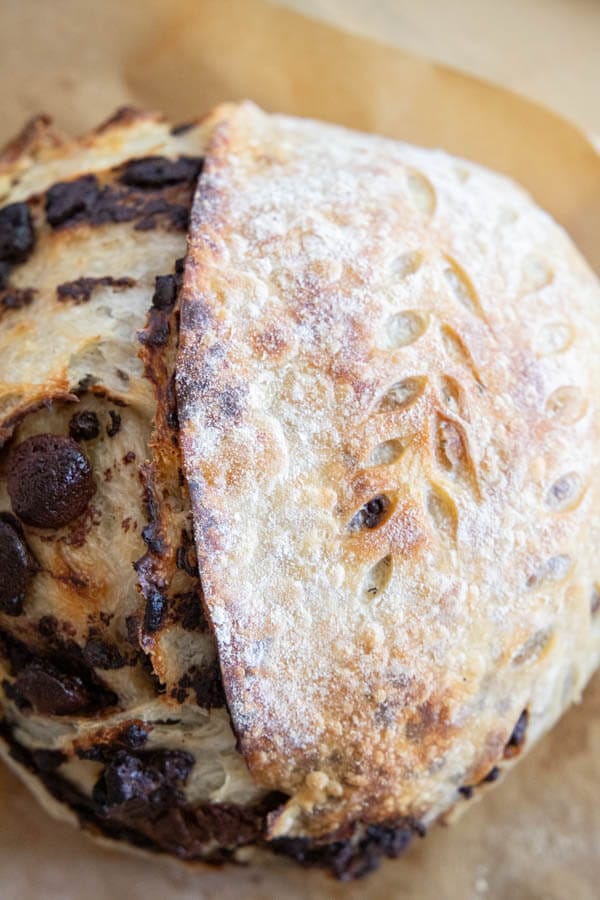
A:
177;102;600;839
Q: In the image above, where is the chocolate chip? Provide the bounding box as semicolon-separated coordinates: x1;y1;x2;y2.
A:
106;411;121;437
119;156;203;189
458;785;474;799
46;175;100;227
8;660;92;715
7;433;96;529
152;274;178;310
348;495;391;531
0;202;35;263
481;766;501;783
143;592;167;633
69;410;100;441
0;515;36;615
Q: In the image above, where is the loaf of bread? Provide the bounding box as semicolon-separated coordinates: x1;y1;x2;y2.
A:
0;102;598;880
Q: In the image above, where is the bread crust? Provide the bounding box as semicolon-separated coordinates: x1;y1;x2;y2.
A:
177;102;600;839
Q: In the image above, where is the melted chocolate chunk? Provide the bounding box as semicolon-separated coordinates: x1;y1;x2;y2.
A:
0;287;36;312
0;260;10;289
173;664;226;709
83;636;127;670
93;748;194;815
173;591;207;632
106;410;122;437
69;410;100;441
7;434;96;529
151;273;178;310
349;495;391;531
57;275;135;304
30;748;67;771
0;202;35;263
119;156;203;189
46;175;100;227
76;723;150;762
0;515;36;615
7;660;92;715
273;821;418;881
504;709;529;758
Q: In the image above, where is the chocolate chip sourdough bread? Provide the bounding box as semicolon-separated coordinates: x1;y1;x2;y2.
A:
0;102;598;881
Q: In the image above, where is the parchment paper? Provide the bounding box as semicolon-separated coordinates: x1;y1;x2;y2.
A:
0;1;598;897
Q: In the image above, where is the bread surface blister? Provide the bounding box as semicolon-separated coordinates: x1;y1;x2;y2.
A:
0;102;598;880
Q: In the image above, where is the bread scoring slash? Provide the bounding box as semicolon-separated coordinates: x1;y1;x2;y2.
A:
0;102;599;880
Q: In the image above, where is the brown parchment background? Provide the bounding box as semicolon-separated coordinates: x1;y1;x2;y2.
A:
0;1;598;898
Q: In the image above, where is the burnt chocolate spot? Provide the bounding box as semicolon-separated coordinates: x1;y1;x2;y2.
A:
151;273;178;310
0;287;36;313
7;434;96;529
0;514;36;615
69;410;100;441
143;592;167;634
348;495;391;531
106;411;122;437
504;709;529;758
46;175;100;227
119;156;203;189
7;660;93;715
0;202;35;263
57;275;135;304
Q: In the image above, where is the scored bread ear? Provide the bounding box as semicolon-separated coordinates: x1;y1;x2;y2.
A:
177;101;600;840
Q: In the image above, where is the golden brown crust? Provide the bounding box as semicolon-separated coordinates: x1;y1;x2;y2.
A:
177;102;600;839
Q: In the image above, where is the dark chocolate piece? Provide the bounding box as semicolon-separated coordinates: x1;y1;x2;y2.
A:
0;515;36;615
7;660;93;715
348;495;391;531
57;275;135;304
0;202;35;263
106;410;122;437
119;156;203;189
69;410;101;441
46;175;100;227
7;433;96;529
